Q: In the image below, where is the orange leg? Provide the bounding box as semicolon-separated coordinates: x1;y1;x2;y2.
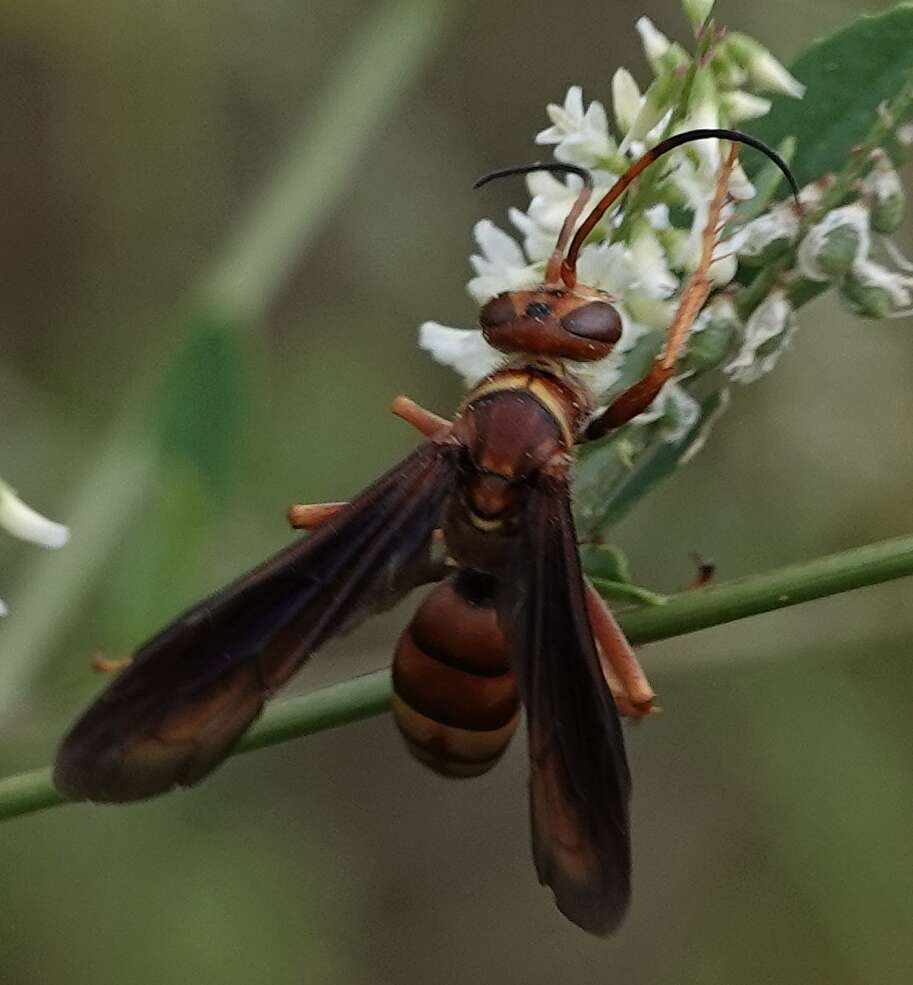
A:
287;501;347;530
91;653;133;674
584;144;741;442
391;395;450;438
585;579;656;718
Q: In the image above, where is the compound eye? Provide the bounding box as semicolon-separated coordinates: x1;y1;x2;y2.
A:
524;300;551;319
479;293;517;329
561;301;622;343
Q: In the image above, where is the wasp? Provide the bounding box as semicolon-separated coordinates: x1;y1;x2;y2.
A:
55;129;796;934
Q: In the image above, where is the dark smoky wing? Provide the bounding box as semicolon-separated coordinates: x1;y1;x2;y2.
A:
55;440;458;804
497;473;632;935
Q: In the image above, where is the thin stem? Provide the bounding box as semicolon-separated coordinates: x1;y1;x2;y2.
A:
3;532;913;823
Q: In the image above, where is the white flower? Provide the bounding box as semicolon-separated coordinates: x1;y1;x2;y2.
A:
467;220;538;303
419;322;504;386
725;290;796;383
536;86;616;167
0;480;69;549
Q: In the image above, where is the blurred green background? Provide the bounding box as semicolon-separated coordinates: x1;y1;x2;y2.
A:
1;0;912;982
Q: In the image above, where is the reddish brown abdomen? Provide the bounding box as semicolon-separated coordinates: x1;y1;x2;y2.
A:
392;570;519;778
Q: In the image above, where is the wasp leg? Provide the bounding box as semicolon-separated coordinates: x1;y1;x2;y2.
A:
584;144;741;442
391;395;450;438
585;363;674;441
91;654;133;674
584;578;656;718
286;502;347;530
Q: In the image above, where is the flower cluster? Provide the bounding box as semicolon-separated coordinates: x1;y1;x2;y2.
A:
421;3;806;445
419;1;910;535
0;478;69;615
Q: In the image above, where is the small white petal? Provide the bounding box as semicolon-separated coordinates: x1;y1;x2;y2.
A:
473;219;526;267
565;85;584;120
0;481;70;548
0;597;7;617
419;323;504;387
467;220;539;301
612;68;642;135
636;17;671;72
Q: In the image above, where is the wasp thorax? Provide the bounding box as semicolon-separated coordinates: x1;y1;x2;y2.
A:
478;288;621;362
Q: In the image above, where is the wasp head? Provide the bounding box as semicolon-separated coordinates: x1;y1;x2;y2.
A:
478;287;622;362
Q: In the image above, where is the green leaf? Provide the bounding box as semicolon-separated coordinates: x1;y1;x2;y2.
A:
154;307;248;497
748;4;913;188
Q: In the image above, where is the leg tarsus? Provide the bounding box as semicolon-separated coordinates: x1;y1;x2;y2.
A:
287;501;347;530
92;653;132;674
391;395;450;439
585;578;656;717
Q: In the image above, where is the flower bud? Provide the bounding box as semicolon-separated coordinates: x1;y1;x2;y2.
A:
725;289;796;383
720;90;772;123
682;0;715;28
635;17;671;72
730;204;799;267
622;74;677;146
723;33;805;98
611;68;642;136
861;151;905;234
635;17;689;75
797;203;870;282
839;258;913;319
685;296;741;371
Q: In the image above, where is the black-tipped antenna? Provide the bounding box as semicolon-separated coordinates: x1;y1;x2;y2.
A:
561;128;799;287
472;161;593;190
473;162;594;283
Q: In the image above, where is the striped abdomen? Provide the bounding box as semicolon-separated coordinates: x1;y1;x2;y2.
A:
392;569;519;777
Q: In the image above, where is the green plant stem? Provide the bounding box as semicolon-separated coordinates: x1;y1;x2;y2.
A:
3;532;913;824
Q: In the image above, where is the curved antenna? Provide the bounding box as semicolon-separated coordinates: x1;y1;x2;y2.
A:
561;128;799;288
474;162;594;285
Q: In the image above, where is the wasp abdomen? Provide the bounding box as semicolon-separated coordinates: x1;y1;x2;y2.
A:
392;570;519;778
